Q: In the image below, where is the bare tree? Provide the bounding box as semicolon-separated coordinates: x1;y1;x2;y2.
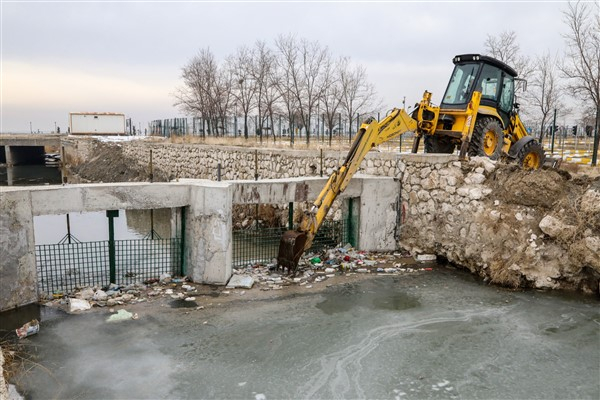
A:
528;52;564;144
228;46;257;139
560;1;600;165
321;57;344;145
212;68;234;136
484;31;533;93
274;34;301;144
175;36;380;144
174;48;225;135
250;41;282;142
339;61;377;138
275;35;333;144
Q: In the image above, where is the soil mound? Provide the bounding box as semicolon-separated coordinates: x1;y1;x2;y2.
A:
70;142;168;183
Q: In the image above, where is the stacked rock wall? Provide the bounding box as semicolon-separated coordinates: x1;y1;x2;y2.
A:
397;154;600;293
117;141;397;181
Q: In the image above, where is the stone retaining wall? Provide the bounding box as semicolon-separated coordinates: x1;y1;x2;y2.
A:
397;154;600;293
117;141;398;181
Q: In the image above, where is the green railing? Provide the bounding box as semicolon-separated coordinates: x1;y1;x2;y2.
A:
232;218;355;267
35;237;182;295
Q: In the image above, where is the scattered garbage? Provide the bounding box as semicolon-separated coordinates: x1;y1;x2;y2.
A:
93;289;108;301
106;309;134;322
16;319;40;339
38;247;432;313
416;254;437;262
68;298;91;312
226;275;255;289
159;273;172;284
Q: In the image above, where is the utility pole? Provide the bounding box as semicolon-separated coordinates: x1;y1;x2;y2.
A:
30;122;32;134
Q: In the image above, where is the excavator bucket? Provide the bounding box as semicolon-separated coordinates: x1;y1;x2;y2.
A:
277;230;307;274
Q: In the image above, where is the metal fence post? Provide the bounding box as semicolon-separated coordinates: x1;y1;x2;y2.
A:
320;148;323;177
347;198;356;248
180;207;186;276
254;149;258;181
551;109;557;155
106;210;119;284
288;202;294;230
149;149;153;183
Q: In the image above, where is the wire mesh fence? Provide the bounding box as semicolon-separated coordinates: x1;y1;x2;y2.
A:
147;113;416;149
36;241;110;295
114;238;182;286
232;218;356;267
36;237;182;295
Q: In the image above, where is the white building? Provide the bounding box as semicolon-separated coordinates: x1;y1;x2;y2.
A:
69;112;126;135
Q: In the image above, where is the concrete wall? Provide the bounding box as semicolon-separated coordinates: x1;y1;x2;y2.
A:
0;176;398;310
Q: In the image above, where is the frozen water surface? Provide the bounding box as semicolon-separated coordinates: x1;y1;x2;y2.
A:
7;268;600;399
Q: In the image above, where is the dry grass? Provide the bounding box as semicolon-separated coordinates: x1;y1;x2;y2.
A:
488;264;523;288
1;337;63;399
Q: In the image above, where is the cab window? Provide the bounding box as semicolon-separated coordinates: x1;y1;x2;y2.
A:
499;76;514;113
476;64;502;101
442;63;480;105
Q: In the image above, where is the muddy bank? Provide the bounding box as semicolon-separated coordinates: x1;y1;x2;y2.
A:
67;140;170;183
399;156;600;294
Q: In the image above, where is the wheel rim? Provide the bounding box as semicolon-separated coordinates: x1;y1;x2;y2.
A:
522;152;540;169
483;130;498;156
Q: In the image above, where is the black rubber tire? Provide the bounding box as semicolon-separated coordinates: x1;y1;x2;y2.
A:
468;116;503;160
516;140;546;170
424;135;456;154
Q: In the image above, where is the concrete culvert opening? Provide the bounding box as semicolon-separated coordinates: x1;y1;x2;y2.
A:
231;200;358;269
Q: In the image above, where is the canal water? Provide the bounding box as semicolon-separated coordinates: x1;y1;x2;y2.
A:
5;269;599;399
0;165;61;186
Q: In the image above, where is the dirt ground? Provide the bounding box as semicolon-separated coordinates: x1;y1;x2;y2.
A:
68;142;170;183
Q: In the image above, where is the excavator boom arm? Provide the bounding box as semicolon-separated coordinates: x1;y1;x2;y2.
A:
296;108;417;253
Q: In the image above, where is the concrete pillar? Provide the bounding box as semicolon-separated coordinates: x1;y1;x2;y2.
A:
357;177;400;251
6;167;13;186
4;145;13;167
0;189;37;311
185;182;233;284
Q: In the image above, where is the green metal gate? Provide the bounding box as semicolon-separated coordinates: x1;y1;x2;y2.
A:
232;202;358;267
35;237;182;295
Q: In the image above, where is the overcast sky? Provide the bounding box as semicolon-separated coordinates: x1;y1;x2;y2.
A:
1;1;571;133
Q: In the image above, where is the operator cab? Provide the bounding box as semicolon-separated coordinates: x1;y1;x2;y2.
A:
441;54;517;127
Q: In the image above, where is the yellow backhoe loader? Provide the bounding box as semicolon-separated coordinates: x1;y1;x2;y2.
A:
277;53;545;273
